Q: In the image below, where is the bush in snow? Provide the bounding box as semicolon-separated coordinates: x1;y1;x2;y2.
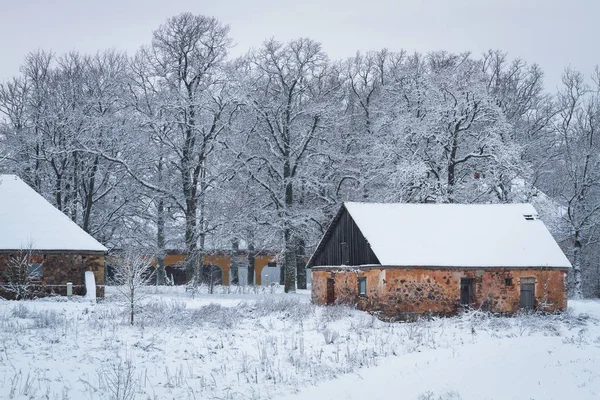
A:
319;304;352;323
244;297;314;320
98;357;138;400
418;391;463;400
322;328;340;344
30;309;64;329
10;303;30;319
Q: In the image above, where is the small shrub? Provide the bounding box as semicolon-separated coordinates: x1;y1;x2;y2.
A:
30;310;64;329
322;328;340;344
246;297;313;320
190;303;242;329
320;305;350;323
98;358;138;400
418;390;463;400
11;304;30;319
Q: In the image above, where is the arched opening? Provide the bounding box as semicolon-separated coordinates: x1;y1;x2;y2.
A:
165;263;187;285
260;262;280;286
201;264;223;286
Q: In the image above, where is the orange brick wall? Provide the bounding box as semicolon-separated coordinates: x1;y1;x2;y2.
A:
312;266;568;317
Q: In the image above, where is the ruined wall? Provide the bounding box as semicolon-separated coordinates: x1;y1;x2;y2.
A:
160;253;277;286
312;266;568;318
254;255;276;286
0;252;105;298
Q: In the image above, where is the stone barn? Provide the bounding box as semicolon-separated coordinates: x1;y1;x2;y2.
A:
309;202;571;318
0;175;107;298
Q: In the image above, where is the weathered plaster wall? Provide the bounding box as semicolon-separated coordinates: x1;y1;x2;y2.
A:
0;252;104;298
312;266;568;318
158;253;276;285
253;255;275;286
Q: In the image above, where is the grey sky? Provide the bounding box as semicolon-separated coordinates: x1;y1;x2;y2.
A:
0;0;598;90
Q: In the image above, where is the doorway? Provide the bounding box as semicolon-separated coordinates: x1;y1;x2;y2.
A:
460;278;474;306
520;279;535;310
326;278;335;305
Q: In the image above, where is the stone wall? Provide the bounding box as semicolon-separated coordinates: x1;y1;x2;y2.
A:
312;266;568;318
0;252;105;298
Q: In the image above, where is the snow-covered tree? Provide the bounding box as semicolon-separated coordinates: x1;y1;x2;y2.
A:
233;38;341;292
552;68;600;299
141;13;235;284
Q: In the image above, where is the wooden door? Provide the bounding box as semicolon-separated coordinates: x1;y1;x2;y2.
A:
326;278;335;305
460;278;474;306
520;283;535;310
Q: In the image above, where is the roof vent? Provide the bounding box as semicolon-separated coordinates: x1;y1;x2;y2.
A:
523;214;536;221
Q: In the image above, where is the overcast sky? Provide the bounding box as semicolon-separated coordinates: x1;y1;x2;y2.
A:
0;0;598;90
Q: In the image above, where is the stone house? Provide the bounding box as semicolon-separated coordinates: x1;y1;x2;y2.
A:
309;202;571;318
0;175;107;298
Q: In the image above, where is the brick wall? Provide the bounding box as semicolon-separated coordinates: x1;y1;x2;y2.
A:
0;252;105;298
312;266;568;318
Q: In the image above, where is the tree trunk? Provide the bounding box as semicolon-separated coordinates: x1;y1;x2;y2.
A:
183;171;198;283
130;285;135;326
247;241;255;286
82;155;99;233
283;226;296;293
184;210;197;283
296;238;307;290
572;231;583;299
446;128;459;203
156;197;166;285
282;152;296;292
194;167;207;285
230;239;239;285
71;151;80;222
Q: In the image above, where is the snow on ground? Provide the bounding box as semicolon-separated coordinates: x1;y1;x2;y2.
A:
282;302;600;400
0;287;598;400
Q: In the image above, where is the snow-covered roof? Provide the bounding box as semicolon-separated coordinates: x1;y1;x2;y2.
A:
0;175;107;252
338;202;571;268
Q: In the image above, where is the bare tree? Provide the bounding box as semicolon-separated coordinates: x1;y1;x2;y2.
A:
1;246;42;300
110;250;155;325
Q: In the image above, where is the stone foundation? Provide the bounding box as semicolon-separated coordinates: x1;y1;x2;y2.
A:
0;251;105;299
312;266;568;318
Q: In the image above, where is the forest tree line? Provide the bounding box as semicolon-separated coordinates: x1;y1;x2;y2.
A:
1;13;599;297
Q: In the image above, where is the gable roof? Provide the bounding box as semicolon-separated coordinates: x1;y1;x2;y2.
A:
311;202;571;268
0;175;107;252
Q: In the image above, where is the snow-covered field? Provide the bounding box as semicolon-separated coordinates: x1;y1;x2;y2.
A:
0;287;599;400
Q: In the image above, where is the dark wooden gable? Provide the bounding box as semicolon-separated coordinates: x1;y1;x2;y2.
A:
308;204;380;267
